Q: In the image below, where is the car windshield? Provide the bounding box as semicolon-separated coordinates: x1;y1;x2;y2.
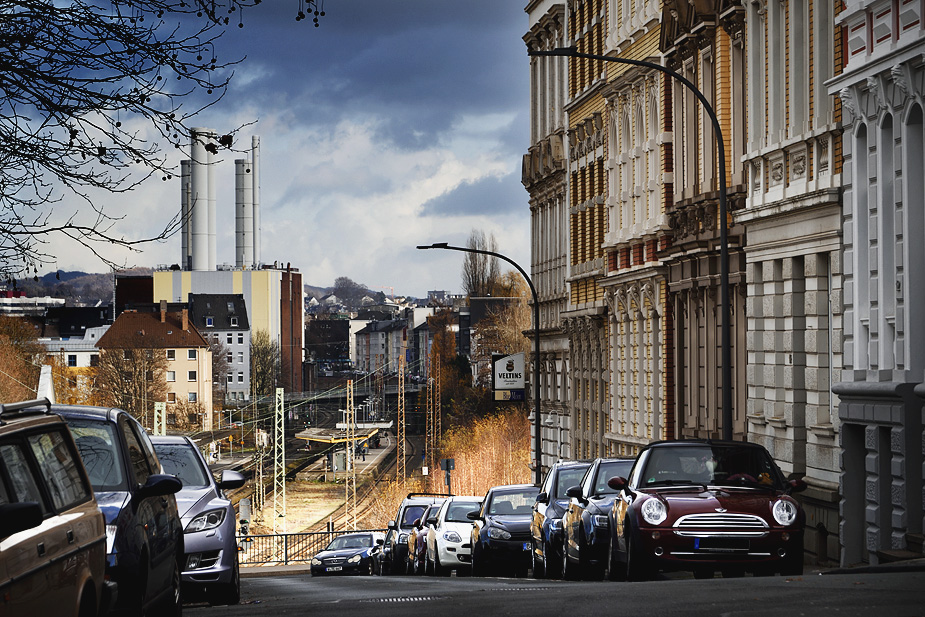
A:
67;419;126;491
555;467;589;499
488;488;539;515
592;460;634;495
401;505;427;528
445;501;480;523
153;443;211;489
640;445;784;490
327;534;373;550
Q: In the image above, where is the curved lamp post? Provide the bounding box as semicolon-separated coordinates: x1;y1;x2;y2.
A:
417;242;544;485
528;47;733;441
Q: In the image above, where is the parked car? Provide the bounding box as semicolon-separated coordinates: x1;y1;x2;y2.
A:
373;528;398;575
561;456;635;580
311;532;385;576
406;503;440;574
607;439;807;580
383;493;450;575
469;484;540;578
152;435;246;605
57;404;184;615
0;399;113;617
425;496;482;576
531;460;591;579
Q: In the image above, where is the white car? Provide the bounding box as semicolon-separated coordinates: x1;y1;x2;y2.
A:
425;495;482;576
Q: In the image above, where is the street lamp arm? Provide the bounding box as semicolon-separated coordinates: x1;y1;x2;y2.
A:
417;243;534;298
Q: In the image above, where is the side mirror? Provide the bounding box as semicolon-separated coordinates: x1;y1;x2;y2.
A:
607;476;628;492
787;479;808;494
466;510;481;521
565;485;583;500
376;538;384;545
388;520;396;530
0;502;43;537
535;491;549;504
412;518;421;528
426;516;438;526
135;473;182;501
218;469;246;490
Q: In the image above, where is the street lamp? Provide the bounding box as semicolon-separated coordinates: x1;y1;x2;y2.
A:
417;242;544;486
528;47;733;441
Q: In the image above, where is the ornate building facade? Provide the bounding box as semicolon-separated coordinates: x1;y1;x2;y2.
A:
739;0;844;565
829;0;925;567
524;0;572;470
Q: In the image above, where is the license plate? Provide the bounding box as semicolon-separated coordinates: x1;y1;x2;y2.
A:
326;566;343;572
694;538;750;552
523;542;531;551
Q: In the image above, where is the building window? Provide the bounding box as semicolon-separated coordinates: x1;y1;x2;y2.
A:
238;372;244;383
188;392;197;403
227;302;235;312
67;354;77;367
205;316;214;328
90;354;99;367
123;350;131;360
227;352;233;364
230;317;239;327
227;333;233;345
188;349;197;360
166;349;175;360
227;374;233;384
167;392;176;403
238;333;244;345
238;351;244;364
188;370;197;381
166;371;176;382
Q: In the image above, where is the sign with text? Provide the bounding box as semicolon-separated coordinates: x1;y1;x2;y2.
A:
492;352;525;401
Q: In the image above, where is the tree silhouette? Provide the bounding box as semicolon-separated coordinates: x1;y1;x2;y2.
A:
0;0;327;281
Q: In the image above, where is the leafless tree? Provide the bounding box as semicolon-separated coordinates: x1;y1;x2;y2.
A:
207;334;230;407
0;0;327;281
95;337;168;426
461;229;501;298
250;328;280;397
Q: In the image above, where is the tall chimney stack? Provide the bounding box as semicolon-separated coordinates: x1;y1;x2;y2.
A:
252;136;261;268
235;159;254;268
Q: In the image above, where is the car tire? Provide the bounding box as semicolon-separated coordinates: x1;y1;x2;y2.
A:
159;555;183;617
212;557;241;605
434;552;447;577
625;529;650;582
545;540;561;579
604;539;624;582
561;540;578;581
532;540;545;579
780;546;804;576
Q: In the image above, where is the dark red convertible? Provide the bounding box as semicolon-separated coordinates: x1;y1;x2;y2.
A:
605;440;806;580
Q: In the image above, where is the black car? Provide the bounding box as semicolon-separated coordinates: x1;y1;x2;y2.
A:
383;492;449;575
561;457;635;580
531;459;591;579
57;405;184;616
469;483;540;578
311;532;385;576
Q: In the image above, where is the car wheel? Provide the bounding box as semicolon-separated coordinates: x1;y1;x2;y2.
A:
159;555;183;617
545;540;561;579
604;539;624;582
434;552;447;577
561;540;577;581
693;568;714;579
625;529;650;582
212;557;241;605
532;540;545;579
366;560;375;576
780;546;804;576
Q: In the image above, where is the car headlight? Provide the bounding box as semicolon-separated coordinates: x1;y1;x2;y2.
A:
548;518;563;532
398;533;409;543
772;499;798;525
105;524;117;554
347;554;362;564
592;514;609;528
487;527;511;540
186;508;227;533
443;531;462;543
311;557;322;566
640;498;667;525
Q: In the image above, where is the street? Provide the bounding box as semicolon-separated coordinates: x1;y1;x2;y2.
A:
187;569;925;617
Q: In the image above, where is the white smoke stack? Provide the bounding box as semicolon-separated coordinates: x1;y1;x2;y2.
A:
251;135;261;268
207;133;217;271
235;159;254;268
180;160;191;270
189;128;215;271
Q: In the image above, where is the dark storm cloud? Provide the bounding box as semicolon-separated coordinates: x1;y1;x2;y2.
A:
214;0;529;150
420;173;528;218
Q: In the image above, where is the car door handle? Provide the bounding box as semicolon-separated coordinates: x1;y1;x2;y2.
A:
37;542;46;557
67;529;75;544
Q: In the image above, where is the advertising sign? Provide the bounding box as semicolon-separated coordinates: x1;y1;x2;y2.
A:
492;352;525;401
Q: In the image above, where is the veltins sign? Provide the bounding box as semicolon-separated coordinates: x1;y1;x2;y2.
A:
492;353;525;401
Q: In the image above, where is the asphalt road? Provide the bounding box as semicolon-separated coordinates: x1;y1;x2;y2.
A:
187;568;925;617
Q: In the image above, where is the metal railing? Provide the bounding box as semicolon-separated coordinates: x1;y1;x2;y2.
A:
237;529;388;566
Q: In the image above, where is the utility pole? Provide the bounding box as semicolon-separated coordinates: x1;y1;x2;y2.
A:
345;380;356;530
425;354;433;471
397;347;406;479
272;387;286;535
434;353;441;466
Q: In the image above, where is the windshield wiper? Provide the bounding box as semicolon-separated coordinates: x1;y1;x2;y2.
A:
644;479;707;490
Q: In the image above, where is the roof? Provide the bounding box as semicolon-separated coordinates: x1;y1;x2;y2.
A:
188;294;250;331
96;310;208;350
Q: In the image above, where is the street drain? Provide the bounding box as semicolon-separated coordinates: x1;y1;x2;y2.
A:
361;596;446;603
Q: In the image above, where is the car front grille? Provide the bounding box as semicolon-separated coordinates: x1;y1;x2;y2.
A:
673;513;769;537
323;557;346;565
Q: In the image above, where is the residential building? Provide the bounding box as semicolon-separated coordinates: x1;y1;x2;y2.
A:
40;325;109;403
188;293;251;403
829;0;925;567
740;0;844;564
524;0;572;468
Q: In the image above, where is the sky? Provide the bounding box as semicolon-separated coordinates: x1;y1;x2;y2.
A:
50;0;533;299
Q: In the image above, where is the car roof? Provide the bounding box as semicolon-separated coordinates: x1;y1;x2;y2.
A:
489;483;539;493
150;435;193;446
50;403;129;423
644;439;766;450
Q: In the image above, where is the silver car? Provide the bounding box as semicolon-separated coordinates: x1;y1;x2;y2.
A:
152;435;245;606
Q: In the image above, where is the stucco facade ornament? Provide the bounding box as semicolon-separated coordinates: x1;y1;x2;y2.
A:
891;64;910;99
771;161;784;183
791;153;806;178
867;76;887;112
839;87;857;124
817;136;829;173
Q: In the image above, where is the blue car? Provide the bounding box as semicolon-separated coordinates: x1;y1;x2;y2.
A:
531;459;592;578
311;532;385;576
469;484;540;578
153;435;246;605
57;405;184;616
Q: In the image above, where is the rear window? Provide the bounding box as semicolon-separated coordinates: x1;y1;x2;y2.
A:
67;419;126;491
28;430;91;511
401;505;427;528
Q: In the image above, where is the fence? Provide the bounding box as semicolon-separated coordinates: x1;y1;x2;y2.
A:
237;529;388;566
